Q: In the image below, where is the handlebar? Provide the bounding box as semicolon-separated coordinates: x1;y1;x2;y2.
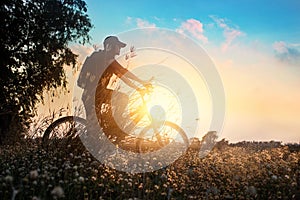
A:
137;83;153;97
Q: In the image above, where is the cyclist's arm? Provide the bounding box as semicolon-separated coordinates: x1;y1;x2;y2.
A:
121;68;145;84
110;60;146;85
118;74;140;90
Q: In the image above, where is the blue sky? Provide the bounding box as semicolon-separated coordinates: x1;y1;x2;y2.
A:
85;0;300;46
55;0;300;142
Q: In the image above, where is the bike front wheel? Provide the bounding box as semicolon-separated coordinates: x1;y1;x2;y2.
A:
132;121;189;153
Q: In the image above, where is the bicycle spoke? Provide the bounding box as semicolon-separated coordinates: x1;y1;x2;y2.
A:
42;116;87;149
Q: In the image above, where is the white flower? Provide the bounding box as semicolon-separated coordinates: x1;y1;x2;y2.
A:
4;175;13;183
74;171;79;177
285;175;289;179
246;186;257;196
78;176;84;182
128;182;133;187
51;186;64;198
29;170;39;180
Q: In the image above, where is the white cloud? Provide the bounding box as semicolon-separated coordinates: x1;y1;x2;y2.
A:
273;41;288;54
290;43;300;47
210;16;243;51
125;16;133;25
153;16;161;21
126;17;156;28
273;41;300;65
176;18;208;44
136;18;156;28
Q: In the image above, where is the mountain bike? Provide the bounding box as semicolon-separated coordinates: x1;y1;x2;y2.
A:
42;84;189;153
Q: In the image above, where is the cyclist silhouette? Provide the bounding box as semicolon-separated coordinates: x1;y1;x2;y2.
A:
77;36;151;124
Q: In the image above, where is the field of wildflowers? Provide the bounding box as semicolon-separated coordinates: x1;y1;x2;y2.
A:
0;139;299;199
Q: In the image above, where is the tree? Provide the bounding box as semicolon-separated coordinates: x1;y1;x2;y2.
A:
0;0;92;143
199;131;218;157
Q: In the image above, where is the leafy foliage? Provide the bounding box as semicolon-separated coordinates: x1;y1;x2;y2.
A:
0;0;92;142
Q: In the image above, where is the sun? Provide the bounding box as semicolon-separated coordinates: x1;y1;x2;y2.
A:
146;85;181;122
125;84;182;139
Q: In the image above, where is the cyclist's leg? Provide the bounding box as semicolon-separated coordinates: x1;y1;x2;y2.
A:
95;89;128;142
82;95;92;119
113;91;129;118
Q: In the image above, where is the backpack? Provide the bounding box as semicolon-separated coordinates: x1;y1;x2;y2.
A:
77;50;107;90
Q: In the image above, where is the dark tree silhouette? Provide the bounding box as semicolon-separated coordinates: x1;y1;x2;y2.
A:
0;0;92;143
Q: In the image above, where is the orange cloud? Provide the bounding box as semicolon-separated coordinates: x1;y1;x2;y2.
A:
207;43;300;142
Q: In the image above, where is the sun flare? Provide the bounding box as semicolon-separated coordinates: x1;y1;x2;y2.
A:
126;84;182;139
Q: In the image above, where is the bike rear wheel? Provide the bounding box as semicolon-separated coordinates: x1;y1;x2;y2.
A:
42;116;87;149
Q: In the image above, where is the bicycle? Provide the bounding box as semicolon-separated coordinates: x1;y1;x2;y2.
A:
42;83;189;153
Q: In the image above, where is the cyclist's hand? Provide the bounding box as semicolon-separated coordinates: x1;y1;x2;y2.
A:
143;83;153;90
136;87;148;96
142;76;154;89
141;77;153;85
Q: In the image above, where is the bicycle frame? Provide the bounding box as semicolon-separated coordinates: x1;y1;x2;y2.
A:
43;85;189;153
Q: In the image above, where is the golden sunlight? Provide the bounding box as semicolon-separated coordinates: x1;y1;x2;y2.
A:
111;47;214;140
125;84;182;140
